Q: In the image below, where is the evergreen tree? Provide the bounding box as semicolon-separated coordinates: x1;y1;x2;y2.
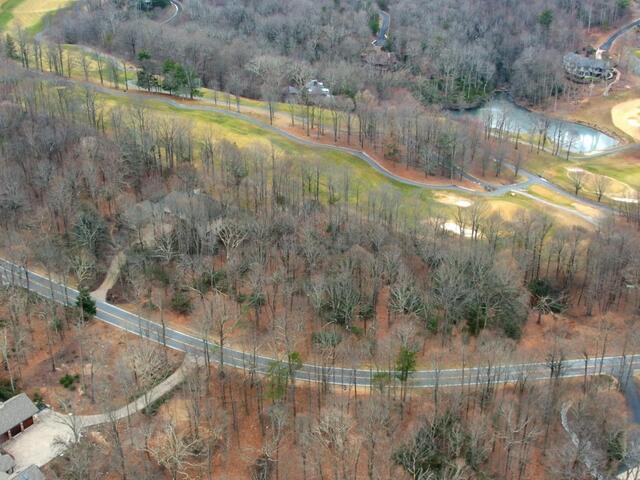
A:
4;34;18;60
76;288;97;321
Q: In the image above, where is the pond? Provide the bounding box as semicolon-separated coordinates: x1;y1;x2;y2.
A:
453;94;618;155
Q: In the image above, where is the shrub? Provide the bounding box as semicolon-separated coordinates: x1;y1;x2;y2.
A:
248;291;266;307
148;264;171;286
194;270;228;294
32;391;46;409
59;374;80;389
0;379;14;401
359;301;375;321
528;278;566;313
350;325;364;336
142;392;172;416
170;290;193;314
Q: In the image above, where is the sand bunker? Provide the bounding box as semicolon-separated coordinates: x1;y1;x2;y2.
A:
610;196;639;204
564;167;636;199
435;193;473;208
443;222;475;238
611;98;640;142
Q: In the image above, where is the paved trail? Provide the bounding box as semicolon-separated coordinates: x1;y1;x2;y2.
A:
73;75;610;225
3;356;194;469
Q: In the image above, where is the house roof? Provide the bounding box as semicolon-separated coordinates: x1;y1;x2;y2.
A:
0;455;14;474
0;394;38;434
8;465;45;480
305;80;331;97
160;191;222;220
563;52;610;70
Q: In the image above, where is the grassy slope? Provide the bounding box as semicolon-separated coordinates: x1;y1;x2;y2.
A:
1;0;72;31
526;148;640;203
0;0;23;30
104;93;598;228
100;93;445;212
557;89;638;143
1;1;599;228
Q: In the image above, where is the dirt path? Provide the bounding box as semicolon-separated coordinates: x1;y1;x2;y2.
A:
91;251;125;302
603;68;621;96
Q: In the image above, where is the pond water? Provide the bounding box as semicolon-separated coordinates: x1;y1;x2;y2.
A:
454;94;618;154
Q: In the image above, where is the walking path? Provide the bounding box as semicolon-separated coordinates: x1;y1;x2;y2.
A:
2;356;195;469
75;76;611;224
78;355;195;427
561;402;607;480
20;11;627;226
91;251;125;302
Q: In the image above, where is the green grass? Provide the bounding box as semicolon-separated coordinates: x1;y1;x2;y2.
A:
9;27;602;229
0;0;24;30
528;185;574;208
100;92;444;214
496;190;594;228
525;148;639;205
0;0;73;33
581;156;640;190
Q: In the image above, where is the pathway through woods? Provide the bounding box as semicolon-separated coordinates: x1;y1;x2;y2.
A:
2;356;196;470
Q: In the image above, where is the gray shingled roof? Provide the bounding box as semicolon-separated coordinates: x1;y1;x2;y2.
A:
9;465;45;480
563;52;610;70
0;394;37;434
0;454;14;474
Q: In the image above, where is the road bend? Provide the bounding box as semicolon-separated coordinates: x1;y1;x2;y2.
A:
0;258;636;389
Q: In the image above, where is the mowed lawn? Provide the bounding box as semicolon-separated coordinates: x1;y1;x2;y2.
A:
99;91;598;229
0;0;73;32
99;92;445;213
526;149;640;203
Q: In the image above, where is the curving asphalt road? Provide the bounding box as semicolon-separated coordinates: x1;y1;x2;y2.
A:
19;60;607;225
0;259;637;388
63;70;609;224
372;10;390;48
27;0;625;226
162;0;182;25
599;17;640;51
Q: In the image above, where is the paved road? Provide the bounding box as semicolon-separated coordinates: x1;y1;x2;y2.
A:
372;10;390;48
163;0;182;25
599;17;640;51
0;259;637;388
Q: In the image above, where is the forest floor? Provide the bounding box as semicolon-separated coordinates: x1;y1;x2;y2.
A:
104;258;640;372
0;37;605;227
42;361;633;480
3;301;184;415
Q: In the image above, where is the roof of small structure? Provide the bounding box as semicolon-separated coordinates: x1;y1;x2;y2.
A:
0;394;37;435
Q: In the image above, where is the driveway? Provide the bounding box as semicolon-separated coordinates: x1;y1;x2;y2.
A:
3;410;72;469
1;357;195;469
